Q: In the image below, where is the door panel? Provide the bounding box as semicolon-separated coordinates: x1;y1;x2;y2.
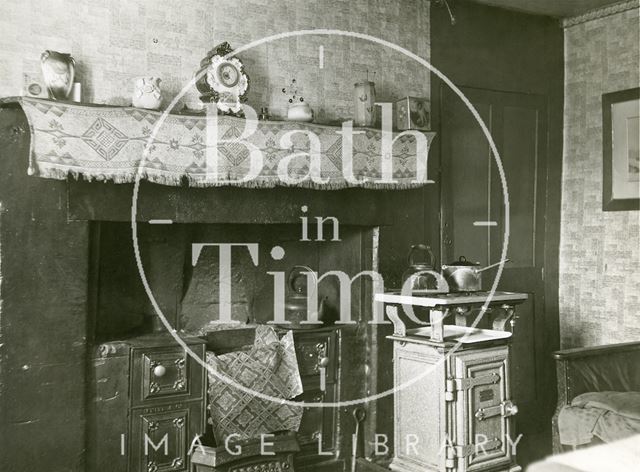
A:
442;97;493;265
440;86;551;446
496;105;538;268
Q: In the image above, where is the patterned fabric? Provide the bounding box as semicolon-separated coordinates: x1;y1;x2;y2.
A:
206;326;303;442
2;96;434;189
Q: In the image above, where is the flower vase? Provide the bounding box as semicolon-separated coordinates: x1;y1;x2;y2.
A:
40;50;75;100
354;81;376;127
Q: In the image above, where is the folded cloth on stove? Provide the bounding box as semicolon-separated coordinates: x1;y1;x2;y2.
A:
558;391;640;446
206;325;303;443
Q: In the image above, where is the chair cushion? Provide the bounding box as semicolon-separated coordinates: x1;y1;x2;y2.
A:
558;391;640;446
206;326;304;443
571;391;640;421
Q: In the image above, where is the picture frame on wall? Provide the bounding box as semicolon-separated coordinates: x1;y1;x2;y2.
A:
602;87;640;211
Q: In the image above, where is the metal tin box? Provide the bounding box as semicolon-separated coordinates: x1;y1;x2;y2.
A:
395;96;431;130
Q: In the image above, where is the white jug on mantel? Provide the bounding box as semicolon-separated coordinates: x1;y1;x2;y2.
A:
132;77;163;110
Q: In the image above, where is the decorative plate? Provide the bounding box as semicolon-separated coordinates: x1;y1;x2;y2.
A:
195;42;249;115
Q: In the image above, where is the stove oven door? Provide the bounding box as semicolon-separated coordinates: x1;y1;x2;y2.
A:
451;345;517;472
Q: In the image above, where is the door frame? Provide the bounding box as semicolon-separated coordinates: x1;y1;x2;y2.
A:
437;83;561;442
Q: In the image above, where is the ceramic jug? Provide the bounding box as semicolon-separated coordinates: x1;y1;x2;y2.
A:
354;81;376;127
132;77;163;110
40;50;75;100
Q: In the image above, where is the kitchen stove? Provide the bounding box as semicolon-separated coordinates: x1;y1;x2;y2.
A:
375;291;527;472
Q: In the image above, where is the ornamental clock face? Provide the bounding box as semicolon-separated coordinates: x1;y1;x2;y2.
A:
217;62;240;88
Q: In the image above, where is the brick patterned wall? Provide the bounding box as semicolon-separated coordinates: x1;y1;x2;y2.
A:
560;7;640;348
0;0;430;121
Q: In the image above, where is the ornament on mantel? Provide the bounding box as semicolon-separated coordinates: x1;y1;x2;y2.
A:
282;78;313;122
194;42;249;116
354;70;377;127
40;50;75;100
132;77;163;110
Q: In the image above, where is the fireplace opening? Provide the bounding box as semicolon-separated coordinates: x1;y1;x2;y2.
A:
92;221;376;341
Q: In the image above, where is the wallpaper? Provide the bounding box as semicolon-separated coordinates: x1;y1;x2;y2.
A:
0;0;430;122
560;6;640;348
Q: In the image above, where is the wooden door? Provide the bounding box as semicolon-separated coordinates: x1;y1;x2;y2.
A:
440;86;553;463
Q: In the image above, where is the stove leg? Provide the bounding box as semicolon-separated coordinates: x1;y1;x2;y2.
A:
430;309;446;342
386;305;406;337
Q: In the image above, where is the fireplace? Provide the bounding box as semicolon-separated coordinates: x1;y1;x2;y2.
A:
87;208;382;469
0;101;434;472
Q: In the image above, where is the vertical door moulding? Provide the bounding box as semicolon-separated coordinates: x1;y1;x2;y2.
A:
0;202;3;385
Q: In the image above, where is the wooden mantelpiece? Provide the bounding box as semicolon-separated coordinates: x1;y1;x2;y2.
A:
66;179;393;226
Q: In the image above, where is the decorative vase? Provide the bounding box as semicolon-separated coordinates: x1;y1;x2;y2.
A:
40;50;75;100
132;77;163;110
287;102;313;122
354;81;376;127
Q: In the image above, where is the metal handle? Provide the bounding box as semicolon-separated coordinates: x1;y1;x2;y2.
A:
407;244;435;267
475;401;519;421
502;401;519;417
475;259;511;274
288;265;316;293
352;407;366;423
152;364;166;377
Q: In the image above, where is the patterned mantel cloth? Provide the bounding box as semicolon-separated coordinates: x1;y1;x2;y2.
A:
1;97;435;190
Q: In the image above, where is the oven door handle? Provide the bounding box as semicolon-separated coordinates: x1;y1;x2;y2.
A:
475;400;518;421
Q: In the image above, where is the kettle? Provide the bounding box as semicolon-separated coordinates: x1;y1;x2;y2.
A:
401;244;441;292
281;265;331;329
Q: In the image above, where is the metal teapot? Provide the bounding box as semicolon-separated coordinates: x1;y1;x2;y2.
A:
281;265;330;329
401;244;441;292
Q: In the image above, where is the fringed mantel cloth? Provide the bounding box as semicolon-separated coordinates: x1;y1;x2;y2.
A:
1;97;435;190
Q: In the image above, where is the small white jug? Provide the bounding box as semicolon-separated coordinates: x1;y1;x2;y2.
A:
132;77;162;110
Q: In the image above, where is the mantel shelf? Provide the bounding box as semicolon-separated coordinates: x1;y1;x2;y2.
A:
1;96;435;191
